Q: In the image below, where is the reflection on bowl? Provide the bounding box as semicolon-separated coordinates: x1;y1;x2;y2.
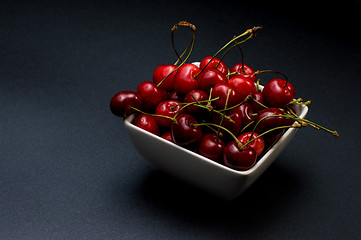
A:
124;101;308;200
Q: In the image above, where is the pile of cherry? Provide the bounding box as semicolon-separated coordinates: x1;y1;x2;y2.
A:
110;22;338;171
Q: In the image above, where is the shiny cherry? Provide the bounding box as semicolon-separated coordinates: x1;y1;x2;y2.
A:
223;141;257;171
254;108;288;136
228;75;256;101
262;78;296;107
198;133;225;162
237;132;265;156
211;108;242;136
183;89;209;113
236;103;255;127
171;114;203;147
161;131;174;143
212;83;241;109
136;81;167;111
153;64;178;91
251;90;266;112
199;56;228;76
134;114;160;136
197;68;228;93
173;63;201;95
230;63;256;82
154;100;183;129
110;91;143;118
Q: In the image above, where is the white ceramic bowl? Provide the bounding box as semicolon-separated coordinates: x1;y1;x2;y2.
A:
124;63;308;200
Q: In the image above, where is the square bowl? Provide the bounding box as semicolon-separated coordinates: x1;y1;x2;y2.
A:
124;101;308;200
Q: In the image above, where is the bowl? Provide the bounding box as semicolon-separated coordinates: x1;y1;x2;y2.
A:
123;63;308;200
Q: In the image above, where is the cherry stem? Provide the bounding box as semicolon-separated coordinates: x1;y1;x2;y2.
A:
253;69;289;87
129;106;177;124
194;26;262;78
171;21;196;66
194;122;240;145
219;95;252;112
157;22;196;88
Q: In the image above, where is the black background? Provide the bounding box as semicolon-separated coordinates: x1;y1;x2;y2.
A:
1;0;360;239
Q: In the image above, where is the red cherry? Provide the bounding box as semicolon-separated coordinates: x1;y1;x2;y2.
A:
153;64;177;91
167;90;183;101
211;108;242;136
110;91;143;118
237;132;265;156
161;131;174;143
262;78;296;107
200;56;228;76
223;141;257;171
197;68;228;93
171;114;203;147
228;75;257;101
212;83;241;109
254;108;288;136
136;81;167;111
134;114;160;136
230;63;256;82
173;63;201;95
183;89;209;113
154;100;183;129
235;103;255;128
251;91;266;112
198;133;225;162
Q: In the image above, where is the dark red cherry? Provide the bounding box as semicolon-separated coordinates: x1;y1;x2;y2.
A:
251;90;266;112
236;103;255;127
134;114;160;136
254;108;288;136
173;63;201;95
198;133;225;162
154;100;183;129
262;78;296;107
153;64;177;91
136;81;167;111
228;75;257;101
230;63;256;82
197;68;228;93
237;132;265;156
211;108;242;136
161;131;174;143
110;91;143;118
171;114;203;147
183;89;209;113
223;141;257;171
212;83;241;109
200;56;228;76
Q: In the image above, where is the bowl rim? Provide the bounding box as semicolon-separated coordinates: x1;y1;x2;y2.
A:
124;101;308;176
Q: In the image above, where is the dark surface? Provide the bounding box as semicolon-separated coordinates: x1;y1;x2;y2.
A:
1;1;360;239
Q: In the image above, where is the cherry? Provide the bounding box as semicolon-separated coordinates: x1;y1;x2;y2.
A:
236;102;255;127
136;81;167;111
197;68;228;93
237;132;265;156
198;133;225;162
183;89;209;113
223;141;257;171
154;100;183;129
251;90;266;112
211;108;242;136
110;91;143;118
171;114;203;147
167;90;183;101
228;75;256;101
230;63;256;82
161;131;174;143
254;108;288;136
200;56;228;76
173;63;201;95
212;83;241;109
262;78;296;107
153;64;177;91
134;114;160;136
